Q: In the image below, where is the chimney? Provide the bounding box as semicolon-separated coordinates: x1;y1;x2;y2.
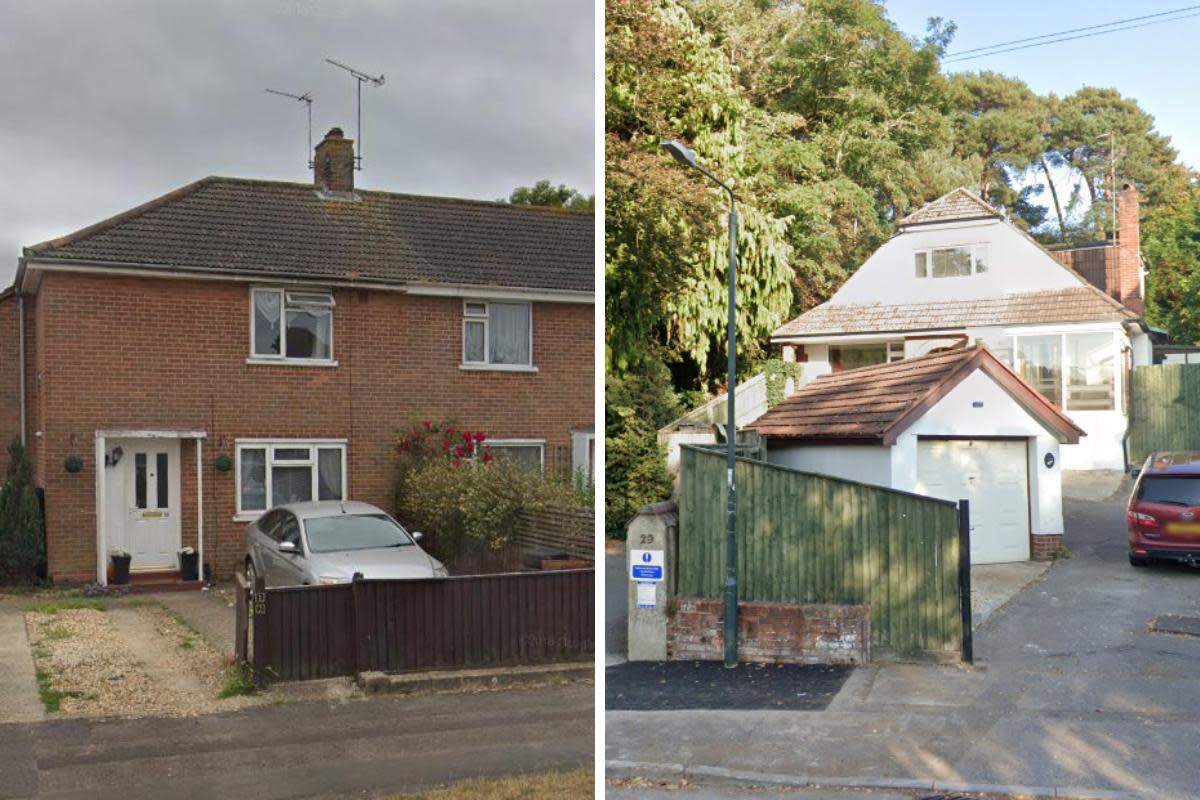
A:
1116;182;1143;314
313;127;355;193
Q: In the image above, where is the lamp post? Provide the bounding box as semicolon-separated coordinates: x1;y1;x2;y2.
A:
660;139;739;668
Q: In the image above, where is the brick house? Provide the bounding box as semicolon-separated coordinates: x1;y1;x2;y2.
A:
0;127;594;585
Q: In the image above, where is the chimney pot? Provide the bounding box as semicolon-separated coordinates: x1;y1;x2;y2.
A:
313;127;355;192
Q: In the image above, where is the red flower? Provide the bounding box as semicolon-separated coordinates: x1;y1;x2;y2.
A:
451;458;461;467
475;431;486;443
422;419;431;430
442;439;450;451
465;440;475;455
455;445;465;457
482;450;493;463
463;430;472;442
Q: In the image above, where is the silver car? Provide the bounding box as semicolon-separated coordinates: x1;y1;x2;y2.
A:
243;500;449;587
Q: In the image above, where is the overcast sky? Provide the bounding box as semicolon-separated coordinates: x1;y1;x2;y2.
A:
0;0;594;285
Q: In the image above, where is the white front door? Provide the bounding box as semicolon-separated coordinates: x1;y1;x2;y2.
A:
916;438;1031;564
105;438;181;570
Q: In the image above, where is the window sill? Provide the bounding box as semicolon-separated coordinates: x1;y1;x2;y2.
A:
246;358;339;368
459;363;538;373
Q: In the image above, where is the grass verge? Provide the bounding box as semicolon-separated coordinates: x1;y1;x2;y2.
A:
26;598;107;615
384;769;592;799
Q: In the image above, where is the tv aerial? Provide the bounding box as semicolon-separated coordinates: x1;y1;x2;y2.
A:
265;88;314;168
325;58;385;170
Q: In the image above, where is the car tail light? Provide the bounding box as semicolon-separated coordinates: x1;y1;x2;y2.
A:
1127;510;1159;527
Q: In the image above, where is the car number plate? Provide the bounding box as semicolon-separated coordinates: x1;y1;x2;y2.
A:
1165;522;1200;534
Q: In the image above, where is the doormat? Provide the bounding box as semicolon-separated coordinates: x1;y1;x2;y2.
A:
1150;614;1200;637
605;661;852;711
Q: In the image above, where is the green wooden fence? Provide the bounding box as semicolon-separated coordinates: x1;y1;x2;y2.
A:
1128;364;1200;464
677;445;964;659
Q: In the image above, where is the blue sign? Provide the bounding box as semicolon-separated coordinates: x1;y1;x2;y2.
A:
631;564;663;580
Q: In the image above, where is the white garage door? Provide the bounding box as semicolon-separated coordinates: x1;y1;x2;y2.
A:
916;439;1030;564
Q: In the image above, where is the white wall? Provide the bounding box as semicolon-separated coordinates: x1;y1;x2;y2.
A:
766;443;893;488
830;218;1083;306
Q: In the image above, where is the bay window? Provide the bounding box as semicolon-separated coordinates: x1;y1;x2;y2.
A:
462;300;533;368
1012;331;1115;411
236;440;346;516
251;288;335;363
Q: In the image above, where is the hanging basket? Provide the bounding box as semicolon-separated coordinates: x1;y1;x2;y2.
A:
63;454;84;474
214;454;233;473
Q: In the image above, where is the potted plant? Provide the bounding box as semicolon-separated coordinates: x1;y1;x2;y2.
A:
178;546;199;581
110;548;131;585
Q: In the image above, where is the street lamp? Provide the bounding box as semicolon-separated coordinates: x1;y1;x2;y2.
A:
660;139;739;669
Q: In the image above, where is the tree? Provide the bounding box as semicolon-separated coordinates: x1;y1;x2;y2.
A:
503;180;594;212
0;437;44;584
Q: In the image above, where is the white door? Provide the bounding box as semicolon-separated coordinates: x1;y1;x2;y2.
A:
916;439;1030;564
105;439;181;570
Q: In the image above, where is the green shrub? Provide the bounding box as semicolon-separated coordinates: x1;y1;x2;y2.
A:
0;437;45;584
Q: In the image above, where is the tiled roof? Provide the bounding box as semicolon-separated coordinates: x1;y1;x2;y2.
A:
773;287;1136;338
747;346;1084;444
25;177;594;294
898;187;1002;226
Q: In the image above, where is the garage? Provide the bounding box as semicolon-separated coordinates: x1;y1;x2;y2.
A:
916;439;1030;563
748;345;1085;562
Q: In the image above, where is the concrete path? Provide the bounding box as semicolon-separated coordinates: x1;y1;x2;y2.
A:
971;561;1049;626
0;601;43;724
155;586;237;658
608;495;1200;800
0;682;592;799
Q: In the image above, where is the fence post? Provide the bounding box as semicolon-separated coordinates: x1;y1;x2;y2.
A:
234;572;249;666
351;571;364;681
251;574;268;685
958;499;973;664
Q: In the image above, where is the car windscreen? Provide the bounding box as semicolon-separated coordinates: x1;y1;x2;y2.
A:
1136;476;1200;506
303;514;415;553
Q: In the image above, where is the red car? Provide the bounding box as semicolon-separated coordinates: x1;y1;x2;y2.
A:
1127;452;1200;568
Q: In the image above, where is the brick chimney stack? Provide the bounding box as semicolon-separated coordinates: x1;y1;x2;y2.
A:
1117;182;1143;315
313;127;355;193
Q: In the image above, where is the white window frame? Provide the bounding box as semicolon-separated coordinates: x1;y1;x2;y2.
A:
486;438;546;471
234;438;348;519
1009;328;1120;413
460;299;537;372
571;431;595;481
914;244;989;279
248;287;338;366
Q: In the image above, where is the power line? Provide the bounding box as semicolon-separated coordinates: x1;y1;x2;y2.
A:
944;6;1200;63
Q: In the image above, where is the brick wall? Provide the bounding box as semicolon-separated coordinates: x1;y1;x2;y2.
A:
22;272;593;581
1031;533;1064;561
0;295;21;474
667;597;871;666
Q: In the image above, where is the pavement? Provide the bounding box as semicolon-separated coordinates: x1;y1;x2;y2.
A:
607;489;1200;799
156;585;238;658
0;600;42;724
0;682;593;799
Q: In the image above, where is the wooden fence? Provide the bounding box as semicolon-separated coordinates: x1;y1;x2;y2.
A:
513;507;595;562
241;569;594;685
678;445;967;660
1128;364;1200;464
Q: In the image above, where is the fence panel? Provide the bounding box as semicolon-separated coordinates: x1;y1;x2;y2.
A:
1128;364;1200;464
678;445;962;658
252;569;593;684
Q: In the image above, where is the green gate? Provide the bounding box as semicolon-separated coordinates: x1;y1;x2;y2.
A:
1128;364;1200;464
677;445;965;659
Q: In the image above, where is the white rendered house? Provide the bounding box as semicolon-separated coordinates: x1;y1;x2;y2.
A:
771;186;1153;471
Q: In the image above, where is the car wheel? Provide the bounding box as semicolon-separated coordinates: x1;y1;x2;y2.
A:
1129;554;1148;567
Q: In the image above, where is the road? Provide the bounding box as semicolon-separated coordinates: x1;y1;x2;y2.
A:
607;492;1200;799
0;682;593;800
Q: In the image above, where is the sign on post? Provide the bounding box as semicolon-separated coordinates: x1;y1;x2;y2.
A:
629;549;664;581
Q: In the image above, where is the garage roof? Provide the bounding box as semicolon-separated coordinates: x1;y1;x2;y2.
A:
747;345;1084;445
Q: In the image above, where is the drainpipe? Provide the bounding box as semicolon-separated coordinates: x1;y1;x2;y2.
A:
16;256;27;446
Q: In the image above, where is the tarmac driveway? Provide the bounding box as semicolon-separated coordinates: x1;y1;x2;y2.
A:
608;491;1200;799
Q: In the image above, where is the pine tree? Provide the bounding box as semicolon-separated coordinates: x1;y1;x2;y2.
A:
0;437;44;584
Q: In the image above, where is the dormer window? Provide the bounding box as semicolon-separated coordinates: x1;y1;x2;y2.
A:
914;245;989;278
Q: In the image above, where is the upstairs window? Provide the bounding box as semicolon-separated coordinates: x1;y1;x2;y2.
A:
462;301;533;368
914;245;989;278
252;288;335;363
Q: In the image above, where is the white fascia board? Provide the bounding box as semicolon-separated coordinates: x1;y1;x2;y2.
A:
406;283;593;304
23;258;593;303
1002;321;1126;336
772;331;963;345
97;429;207;439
